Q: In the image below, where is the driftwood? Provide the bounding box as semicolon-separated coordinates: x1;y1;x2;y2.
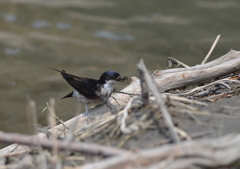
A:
0;50;240;157
0;131;127;157
81;134;240;169
137;60;180;143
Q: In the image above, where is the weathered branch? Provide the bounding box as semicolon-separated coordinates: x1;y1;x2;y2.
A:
81;134;240;169
0;131;128;157
137;59;180;143
201;34;221;65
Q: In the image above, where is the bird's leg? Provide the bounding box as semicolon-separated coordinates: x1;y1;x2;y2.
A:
84;104;90;119
105;99;113;110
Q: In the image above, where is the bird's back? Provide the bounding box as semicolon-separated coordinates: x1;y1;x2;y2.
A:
53;69;100;99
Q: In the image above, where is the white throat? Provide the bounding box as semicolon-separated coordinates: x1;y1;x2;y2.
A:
99;80;117;100
103;80;117;88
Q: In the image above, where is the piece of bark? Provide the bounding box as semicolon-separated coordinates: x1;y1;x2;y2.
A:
0;50;240;156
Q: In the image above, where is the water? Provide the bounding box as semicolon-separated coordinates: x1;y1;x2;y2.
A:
94;30;135;41
0;0;240;136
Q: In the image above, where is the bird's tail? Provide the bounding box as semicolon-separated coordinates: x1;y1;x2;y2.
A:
61;91;73;99
52;68;67;77
53;68;81;81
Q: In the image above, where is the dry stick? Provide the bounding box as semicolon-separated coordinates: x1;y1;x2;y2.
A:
0;131;128;157
151;94;207;106
120;97;134;134
163;95;207;106
138;65;149;101
45;100;69;130
201;34;221;65
27;99;48;169
63;116;82;156
180;77;232;96
26;98;38;134
167;57;190;68
217;81;230;89
47;98;59;163
137;60;180;143
146;130;214;148
116;91;139;96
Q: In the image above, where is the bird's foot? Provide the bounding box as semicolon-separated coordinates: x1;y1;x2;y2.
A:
83;111;90;121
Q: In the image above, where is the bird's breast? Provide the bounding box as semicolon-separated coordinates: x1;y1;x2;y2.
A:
100;84;114;98
72;89;108;105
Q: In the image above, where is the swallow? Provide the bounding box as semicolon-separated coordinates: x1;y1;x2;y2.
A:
53;68;126;118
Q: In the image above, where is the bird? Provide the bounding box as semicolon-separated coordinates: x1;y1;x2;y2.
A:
53;68;126;118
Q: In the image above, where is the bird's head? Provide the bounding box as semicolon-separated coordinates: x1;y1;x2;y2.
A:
99;71;127;84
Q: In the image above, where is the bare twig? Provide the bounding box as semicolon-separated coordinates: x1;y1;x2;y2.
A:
1;150;28;157
137;59;180;143
153;94;208;106
146;130;214;148
201;34;221;65
26;98;38;134
120;97;134;134
0;131;128;157
47;98;57;128
110;96;121;106
116;91;139;96
174;127;191;140
167;57;190;68
216;81;230;89
47;98;59;162
45;99;69;130
138;65;149;101
180;78;234;96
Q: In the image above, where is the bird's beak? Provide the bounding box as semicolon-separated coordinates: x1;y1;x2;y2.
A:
117;75;128;82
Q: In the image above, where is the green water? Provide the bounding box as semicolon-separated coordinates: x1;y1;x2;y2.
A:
0;0;240;134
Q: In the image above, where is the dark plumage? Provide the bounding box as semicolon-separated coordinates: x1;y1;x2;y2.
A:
53;68;126;118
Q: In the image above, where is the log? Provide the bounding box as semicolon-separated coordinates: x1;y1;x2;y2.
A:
0;50;240;156
80;134;240;169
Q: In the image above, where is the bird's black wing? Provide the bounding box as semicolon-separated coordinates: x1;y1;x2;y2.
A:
53;68;100;99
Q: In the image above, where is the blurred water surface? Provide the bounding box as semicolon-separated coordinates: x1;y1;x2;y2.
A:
0;0;240;134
